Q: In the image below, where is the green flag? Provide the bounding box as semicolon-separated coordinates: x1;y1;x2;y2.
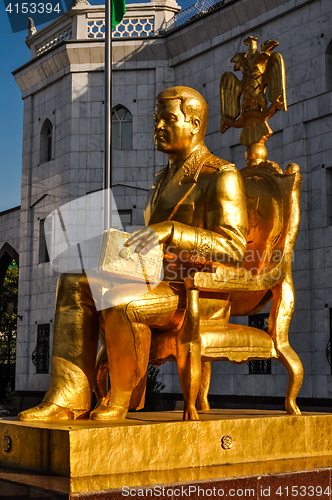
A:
112;0;126;28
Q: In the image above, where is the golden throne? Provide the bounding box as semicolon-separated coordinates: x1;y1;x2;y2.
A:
95;159;303;420
95;38;303;421
148;160;303;419
146;37;304;420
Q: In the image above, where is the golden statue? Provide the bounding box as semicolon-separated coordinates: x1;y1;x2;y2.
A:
19;86;248;422
95;39;303;420
19;38;303;423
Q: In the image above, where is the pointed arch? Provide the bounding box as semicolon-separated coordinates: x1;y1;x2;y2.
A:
40;118;53;164
326;39;332;91
112;105;132;150
0;243;19;288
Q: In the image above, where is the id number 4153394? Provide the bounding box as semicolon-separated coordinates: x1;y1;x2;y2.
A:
272;485;330;496
5;2;61;14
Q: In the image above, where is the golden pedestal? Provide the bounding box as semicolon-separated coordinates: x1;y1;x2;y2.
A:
1;409;332;482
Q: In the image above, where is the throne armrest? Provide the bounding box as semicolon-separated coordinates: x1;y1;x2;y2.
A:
192;260;286;292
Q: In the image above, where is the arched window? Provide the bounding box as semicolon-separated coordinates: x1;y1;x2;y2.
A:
112;105;132;150
0;243;19;287
0;246;19;394
39;219;50;263
40;119;53;163
326;39;332;91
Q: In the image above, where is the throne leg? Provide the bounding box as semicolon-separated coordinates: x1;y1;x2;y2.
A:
94;328;108;407
197;361;211;411
270;274;303;416
278;344;303;415
176;287;201;421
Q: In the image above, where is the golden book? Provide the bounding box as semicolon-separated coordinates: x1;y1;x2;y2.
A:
97;228;163;283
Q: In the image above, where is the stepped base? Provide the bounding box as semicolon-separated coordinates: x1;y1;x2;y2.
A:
1;409;332;480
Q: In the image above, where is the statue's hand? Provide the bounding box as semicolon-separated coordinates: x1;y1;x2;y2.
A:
126;222;173;255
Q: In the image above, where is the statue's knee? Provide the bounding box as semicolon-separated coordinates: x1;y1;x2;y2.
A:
101;296;140;327
58;272;87;290
56;273;90;306
102;301;128;322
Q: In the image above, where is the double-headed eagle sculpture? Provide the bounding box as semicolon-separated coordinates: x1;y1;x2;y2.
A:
220;36;287;146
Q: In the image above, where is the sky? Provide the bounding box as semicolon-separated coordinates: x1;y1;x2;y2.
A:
0;0;193;213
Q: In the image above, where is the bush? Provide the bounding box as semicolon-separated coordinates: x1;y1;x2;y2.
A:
0;382;19;417
144;365;165;411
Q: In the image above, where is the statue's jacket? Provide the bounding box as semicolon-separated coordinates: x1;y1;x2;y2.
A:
144;144;248;282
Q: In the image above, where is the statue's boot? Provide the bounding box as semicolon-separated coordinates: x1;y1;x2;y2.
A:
90;287;152;421
18;403;90;421
19;273;100;421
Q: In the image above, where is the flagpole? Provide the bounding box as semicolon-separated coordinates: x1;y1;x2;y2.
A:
104;0;112;230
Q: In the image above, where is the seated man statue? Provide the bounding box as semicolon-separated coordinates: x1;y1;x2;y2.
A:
19;86;248;422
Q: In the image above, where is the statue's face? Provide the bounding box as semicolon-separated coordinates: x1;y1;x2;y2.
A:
153;99;194;155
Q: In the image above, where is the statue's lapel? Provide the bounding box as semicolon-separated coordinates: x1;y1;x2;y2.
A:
146;145;212;225
144;168;167;225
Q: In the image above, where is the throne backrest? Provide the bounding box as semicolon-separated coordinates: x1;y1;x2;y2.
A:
241;163;301;276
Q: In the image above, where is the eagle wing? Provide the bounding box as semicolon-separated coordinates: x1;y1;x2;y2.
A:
263;52;287;111
220;71;242;120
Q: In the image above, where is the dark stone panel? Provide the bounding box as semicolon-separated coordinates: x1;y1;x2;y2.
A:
251;0;269;16
68;470;332;499
233;3;251;24
176;477;258;500
214;14;232;35
264;0;279;10
241;0;260;19
258;469;331;500
224;7;241;30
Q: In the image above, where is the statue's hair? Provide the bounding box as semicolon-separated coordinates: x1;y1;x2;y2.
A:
156;86;208;138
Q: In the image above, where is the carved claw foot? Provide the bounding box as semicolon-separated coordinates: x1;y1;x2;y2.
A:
183;406;199;421
285;399;301;416
196;397;210;411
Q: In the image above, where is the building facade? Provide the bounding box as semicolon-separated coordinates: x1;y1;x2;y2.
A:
7;0;332;402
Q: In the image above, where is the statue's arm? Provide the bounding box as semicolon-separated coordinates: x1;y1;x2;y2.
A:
206;166;248;262
167;167;248;266
128;168;247;267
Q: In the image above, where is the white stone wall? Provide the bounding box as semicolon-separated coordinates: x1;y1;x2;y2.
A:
13;0;332;401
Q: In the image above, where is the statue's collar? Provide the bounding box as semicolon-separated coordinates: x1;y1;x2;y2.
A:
152;143;213;192
179;144;213;184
